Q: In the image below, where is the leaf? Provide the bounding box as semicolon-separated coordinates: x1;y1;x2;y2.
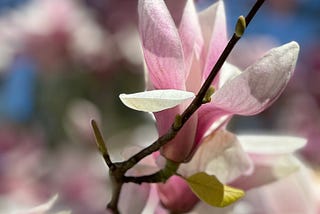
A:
119;89;195;112
185;172;244;207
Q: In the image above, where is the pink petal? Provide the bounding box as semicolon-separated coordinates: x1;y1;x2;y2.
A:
195;105;229;144
139;0;186;90
194;62;242;143
157;175;199;212
186;56;203;94
155;104;198;162
199;0;228;85
165;0;203;75
211;42;299;115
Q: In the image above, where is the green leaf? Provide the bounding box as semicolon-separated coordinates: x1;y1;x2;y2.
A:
185;172;245;207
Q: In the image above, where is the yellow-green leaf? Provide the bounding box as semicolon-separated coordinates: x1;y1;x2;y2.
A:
185;172;245;207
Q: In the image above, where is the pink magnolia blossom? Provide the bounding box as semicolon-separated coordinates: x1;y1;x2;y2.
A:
119;0;302;212
122;0;300;162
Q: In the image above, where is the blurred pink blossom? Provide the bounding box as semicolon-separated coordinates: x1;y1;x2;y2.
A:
0;0;131;72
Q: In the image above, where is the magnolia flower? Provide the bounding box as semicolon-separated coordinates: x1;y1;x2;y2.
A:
120;0;303;212
120;0;299;162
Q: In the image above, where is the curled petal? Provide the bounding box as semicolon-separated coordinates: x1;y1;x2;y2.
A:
211;42;300;115
119;89;194;112
179;130;252;183
195;105;229;144
139;0;186;89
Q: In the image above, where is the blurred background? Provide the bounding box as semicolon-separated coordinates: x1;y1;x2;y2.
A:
0;0;319;213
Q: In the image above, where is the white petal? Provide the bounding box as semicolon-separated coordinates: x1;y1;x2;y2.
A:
178;130;252;183
238;135;307;155
231;154;303;190
119;89;195;112
272;155;301;178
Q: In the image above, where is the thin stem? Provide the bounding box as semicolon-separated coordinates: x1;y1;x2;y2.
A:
120;0;265;172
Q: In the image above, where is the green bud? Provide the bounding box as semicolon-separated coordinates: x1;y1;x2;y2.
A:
235;16;246;37
202;86;215;104
173;114;183;130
